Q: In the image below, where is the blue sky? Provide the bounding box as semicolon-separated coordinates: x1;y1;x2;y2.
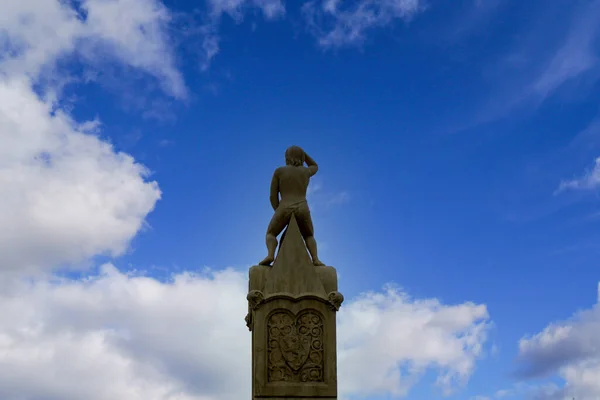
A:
2;0;600;399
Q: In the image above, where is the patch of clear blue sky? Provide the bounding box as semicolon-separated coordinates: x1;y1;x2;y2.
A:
62;0;600;398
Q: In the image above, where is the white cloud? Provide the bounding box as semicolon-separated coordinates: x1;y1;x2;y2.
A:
531;0;600;100
494;388;513;398
338;286;490;397
471;382;560;400
0;77;160;278
556;157;600;193
0;0;176;279
0;0;187;98
306;178;350;211
515;283;600;399
207;0;285;20
82;0;187;99
0;267;490;400
302;0;424;48
200;0;285;69
0;265;249;400
326;190;350;205
450;0;600;132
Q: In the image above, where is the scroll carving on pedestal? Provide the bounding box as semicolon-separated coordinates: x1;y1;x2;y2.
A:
327;291;344;311
267;309;324;383
245;290;265;330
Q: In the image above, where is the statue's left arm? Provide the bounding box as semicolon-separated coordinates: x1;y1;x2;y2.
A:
269;169;280;211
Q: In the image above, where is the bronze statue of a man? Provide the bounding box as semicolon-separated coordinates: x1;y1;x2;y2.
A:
259;146;325;267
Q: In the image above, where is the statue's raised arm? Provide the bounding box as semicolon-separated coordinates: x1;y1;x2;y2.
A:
259;146;325;267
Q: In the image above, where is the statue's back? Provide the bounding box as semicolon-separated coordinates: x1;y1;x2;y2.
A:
277;165;310;205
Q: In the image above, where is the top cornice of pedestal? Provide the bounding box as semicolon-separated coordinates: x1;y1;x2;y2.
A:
246;215;344;331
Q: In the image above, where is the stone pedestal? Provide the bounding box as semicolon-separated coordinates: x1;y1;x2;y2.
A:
246;215;343;400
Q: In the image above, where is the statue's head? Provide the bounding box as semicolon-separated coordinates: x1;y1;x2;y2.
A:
285;145;305;166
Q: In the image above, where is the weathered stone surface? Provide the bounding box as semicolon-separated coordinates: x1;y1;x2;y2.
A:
267;309;324;382
248;146;342;399
251;298;337;399
263;215;328;297
248;215;342;399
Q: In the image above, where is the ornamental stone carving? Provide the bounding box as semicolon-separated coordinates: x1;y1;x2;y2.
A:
247;290;265;310
267;309;324;383
327;291;344;311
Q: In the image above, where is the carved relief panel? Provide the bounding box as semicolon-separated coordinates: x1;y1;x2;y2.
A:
267;309;324;383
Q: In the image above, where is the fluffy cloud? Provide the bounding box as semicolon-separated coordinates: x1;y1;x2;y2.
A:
303;0;424;48
515;283;600;399
0;265;247;400
1;0;187;98
0;0;184;278
339;286;489;397
0;77;160;278
0;266;490;400
556;157;600;192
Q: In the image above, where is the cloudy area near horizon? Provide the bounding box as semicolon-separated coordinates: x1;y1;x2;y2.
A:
1;0;600;399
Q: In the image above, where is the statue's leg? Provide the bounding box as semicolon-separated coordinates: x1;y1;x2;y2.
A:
296;205;325;266
259;209;290;266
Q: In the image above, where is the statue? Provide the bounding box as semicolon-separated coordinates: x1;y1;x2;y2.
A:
248;146;343;399
259;146;325;267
